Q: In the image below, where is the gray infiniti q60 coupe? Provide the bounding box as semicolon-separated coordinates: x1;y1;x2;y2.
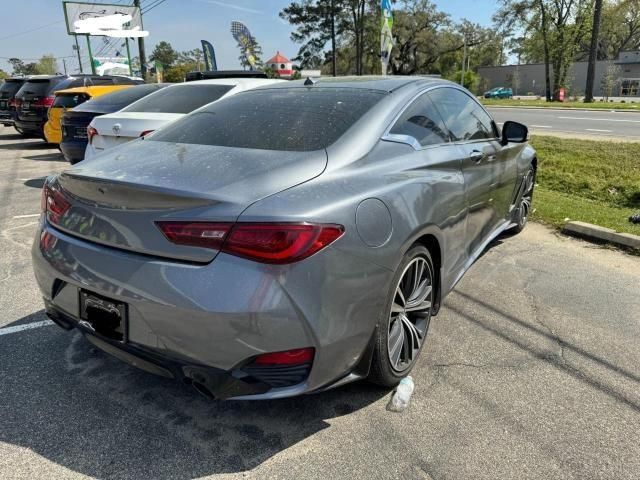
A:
33;76;536;400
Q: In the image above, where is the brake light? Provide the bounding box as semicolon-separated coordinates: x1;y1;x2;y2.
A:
140;129;154;137
34;96;55;108
155;222;230;249
253;347;315;366
43;185;71;225
9;98;18;108
155;222;344;264
87;126;98;144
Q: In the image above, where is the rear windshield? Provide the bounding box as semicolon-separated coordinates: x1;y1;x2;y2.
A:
121;84;234;114
72;84;168;113
150;88;385;151
18;79;58;96
0;80;25;97
53;93;89;108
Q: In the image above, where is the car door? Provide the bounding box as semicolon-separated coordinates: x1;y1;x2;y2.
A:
428;87;507;257
385;91;468;282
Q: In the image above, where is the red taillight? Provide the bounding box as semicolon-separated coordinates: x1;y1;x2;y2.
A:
140;129;155;137
35;96;55;108
155;222;344;264
43;185;71;225
87;126;98;144
253;347;315;366
225;224;344;264
156;222;230;249
9;98;18;108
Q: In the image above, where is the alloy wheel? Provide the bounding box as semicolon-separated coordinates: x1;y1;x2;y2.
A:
518;169;535;227
387;256;433;372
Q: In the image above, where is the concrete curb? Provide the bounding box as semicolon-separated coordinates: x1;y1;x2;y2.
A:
562;221;640;250
482;105;640;114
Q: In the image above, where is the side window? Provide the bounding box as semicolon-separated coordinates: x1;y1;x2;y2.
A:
429;88;496;141
389;93;450;147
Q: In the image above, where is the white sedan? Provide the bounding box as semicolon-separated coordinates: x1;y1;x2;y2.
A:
84;78;284;160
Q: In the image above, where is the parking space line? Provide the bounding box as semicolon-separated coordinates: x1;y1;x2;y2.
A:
586;128;613;133
531;125;551;128
13;214;41;219
0;320;54;336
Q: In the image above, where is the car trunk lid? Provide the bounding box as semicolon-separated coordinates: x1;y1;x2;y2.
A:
51;140;327;263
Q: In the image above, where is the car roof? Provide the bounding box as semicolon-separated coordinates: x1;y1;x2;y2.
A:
253;75;451;93
173;78;286;88
53;85;132;96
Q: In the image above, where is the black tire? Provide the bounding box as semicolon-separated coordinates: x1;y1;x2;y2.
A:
14;126;29;136
511;165;536;234
368;245;434;387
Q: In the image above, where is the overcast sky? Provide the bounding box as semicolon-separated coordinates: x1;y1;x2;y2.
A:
1;0;497;74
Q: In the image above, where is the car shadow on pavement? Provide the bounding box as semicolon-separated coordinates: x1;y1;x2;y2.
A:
22;152;65;162
0;140;51;150
448;291;640;413
0;311;388;478
24;177;47;189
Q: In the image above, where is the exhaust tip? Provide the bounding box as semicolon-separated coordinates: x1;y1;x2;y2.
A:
192;381;215;399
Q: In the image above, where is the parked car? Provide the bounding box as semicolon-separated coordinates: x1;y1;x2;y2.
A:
60;84;169;164
14;74;140;138
33;77;536;400
0;77;26;127
44;85;133;146
484;87;513;99
84;78;284;160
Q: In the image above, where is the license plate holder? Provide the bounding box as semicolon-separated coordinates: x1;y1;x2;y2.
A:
79;289;127;342
22;102;30;110
0;100;6;109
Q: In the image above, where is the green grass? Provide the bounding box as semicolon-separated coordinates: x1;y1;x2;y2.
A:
528;136;640;236
481;98;640;111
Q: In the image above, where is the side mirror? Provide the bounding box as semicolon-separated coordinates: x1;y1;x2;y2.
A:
501;121;528;145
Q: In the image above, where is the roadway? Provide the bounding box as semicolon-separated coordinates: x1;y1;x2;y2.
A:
487;106;640;140
1;128;640;479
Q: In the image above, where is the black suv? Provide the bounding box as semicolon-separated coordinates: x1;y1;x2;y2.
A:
0;77;27;127
14;74;141;137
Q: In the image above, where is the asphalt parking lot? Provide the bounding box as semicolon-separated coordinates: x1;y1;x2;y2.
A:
1;127;639;480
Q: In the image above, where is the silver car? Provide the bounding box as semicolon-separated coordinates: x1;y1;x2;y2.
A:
32;77;536;399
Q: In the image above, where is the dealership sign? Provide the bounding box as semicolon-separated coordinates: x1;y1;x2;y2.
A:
63;1;148;37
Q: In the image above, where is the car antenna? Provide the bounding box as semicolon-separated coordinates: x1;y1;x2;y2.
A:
304;77;317;86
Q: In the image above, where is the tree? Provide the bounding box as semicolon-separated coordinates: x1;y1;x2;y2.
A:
600;63;621;100
280;0;342;75
584;0;603;102
0;69;8;80
495;0;593;101
180;49;204;71
149;41;178;69
8;58;38;76
36;54;58;75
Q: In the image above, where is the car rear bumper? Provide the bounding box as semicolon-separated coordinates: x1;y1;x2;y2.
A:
0;111;13;125
32;220;385;398
60;140;87;163
15;118;45;135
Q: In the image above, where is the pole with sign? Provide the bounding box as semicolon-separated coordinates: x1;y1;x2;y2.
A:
380;0;394;75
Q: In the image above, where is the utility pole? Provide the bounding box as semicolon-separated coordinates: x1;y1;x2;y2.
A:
62;58;67;74
330;0;337;77
134;0;147;79
460;35;467;87
585;0;603;103
74;36;83;73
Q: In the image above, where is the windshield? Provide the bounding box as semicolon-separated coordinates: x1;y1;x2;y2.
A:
150;87;386;151
72;84;169;113
121;84;234;114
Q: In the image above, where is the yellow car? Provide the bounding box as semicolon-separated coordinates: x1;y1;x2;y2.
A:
44;85;133;145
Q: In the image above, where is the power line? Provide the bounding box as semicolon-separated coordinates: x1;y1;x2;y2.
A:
0;20;64;42
142;0;168;14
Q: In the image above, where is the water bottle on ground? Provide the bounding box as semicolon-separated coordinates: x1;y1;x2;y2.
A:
387;376;414;412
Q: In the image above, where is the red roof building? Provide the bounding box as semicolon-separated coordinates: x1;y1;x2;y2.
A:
266;51;294;78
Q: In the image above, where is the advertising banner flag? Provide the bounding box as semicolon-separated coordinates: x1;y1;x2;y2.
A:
231;21;257;69
201;40;218;71
380;0;394;75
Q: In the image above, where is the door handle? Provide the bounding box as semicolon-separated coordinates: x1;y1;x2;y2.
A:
469;150;485;163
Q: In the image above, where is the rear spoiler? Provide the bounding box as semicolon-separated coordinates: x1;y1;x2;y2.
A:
185;70;267;82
